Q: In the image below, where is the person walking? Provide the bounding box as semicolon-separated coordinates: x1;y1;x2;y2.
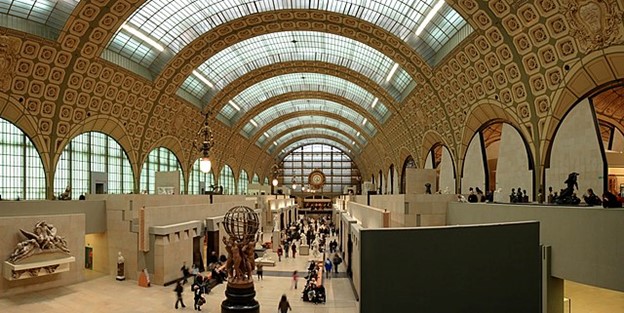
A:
324;258;333;278
291;270;298;289
277;245;283;262
291;243;297;258
284;241;290;258
278;294;292;313
173;281;186;309
256;263;263;280
181;261;190;284
193;285;204;311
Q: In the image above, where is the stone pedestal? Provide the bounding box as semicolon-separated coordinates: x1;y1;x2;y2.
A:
299;244;310;256
221;281;260;313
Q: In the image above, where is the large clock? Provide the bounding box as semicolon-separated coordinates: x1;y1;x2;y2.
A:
308;170;326;189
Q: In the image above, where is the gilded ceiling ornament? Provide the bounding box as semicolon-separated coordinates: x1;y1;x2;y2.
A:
561;0;624;52
0;35;20;92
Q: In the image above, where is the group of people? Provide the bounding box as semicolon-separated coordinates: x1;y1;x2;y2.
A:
302;261;326;304
467;187;493;203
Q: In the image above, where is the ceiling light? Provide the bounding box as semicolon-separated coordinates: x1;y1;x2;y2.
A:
192;70;214;89
122;23;164;51
229;101;240;111
416;0;445;36
250;119;258;127
371;97;378;109
362;118;367;126
193;112;215;173
264;132;270;138
386;63;399;82
356;131;361;137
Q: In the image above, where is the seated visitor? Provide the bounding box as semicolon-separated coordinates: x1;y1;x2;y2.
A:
583;188;602;206
602;191;622;208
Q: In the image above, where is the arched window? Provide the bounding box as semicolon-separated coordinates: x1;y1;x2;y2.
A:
54;132;133;198
140;147;184;194
252;173;259;184
282;144;360;194
189;159;215;194
219;165;235;195
238;170;249;195
0;118;46;200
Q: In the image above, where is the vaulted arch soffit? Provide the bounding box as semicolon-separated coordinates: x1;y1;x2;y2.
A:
260;123;366;155
247;113;374;148
420;129;454;168
232;92;383;136
207;62;399;124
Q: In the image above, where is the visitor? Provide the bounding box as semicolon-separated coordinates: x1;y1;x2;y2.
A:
278;294;292;313
324;258;332;278
583;188;602;206
256;263;263;280
602;191;622;208
193;285;204;311
292;270;298;289
468;187;478;202
277;245;283;261
332;253;342;273
284;240;290;258
291;242;297;258
173;281;186;309
79;193;86;200
181;262;190;284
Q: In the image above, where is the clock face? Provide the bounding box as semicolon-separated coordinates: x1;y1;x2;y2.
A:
308;170;326;189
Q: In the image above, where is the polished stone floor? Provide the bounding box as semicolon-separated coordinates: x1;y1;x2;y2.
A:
1;246;357;313
2;244;623;313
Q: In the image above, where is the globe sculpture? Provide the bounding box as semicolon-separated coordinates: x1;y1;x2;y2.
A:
223;206;259;242
221;206;260;313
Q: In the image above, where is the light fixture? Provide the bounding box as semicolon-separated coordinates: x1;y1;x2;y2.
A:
192;70;214;89
271;163;280;187
292;176;298;190
193;112;214;173
121;23;164;51
362;118;368;126
250;119;258;127
386;63;399;82
229;100;241;111
416;0;445;36
371;97;378;109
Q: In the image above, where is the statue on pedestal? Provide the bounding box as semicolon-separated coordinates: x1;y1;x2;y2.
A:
116;251;125;281
555;172;581;205
58;185;72;200
221;206;261;313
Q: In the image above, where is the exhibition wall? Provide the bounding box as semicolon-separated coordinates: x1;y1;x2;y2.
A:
359;222;541;313
461;133;486;193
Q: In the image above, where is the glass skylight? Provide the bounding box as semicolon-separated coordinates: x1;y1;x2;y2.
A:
240;99;377;138
107;0;471;72
277;139;354;160
256;116;367;148
219;73;390;125
0;0;80;39
268;128;359;154
189;31;412;101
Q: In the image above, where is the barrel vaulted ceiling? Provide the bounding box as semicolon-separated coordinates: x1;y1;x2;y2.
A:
0;0;623;187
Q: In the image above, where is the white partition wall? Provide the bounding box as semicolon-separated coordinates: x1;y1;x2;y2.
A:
439;147;455;194
461;135;486;193
546;99;604;197
424;151;434;169
495;124;533;202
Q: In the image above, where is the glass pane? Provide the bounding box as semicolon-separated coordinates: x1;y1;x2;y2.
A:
220;73;390;124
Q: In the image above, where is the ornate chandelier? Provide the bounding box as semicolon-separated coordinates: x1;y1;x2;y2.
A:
193;112;215;173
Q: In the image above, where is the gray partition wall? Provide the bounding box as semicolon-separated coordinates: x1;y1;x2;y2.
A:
360;222;541;313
